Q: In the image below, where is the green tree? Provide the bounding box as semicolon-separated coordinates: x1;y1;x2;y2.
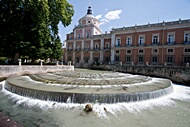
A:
0;0;74;61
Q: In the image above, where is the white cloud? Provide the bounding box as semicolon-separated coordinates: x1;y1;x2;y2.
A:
95;14;102;20
105;10;122;21
98;10;123;25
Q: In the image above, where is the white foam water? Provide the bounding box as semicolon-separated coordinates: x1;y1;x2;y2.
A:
1;80;190;119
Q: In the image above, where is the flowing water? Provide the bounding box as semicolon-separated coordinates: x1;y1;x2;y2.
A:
0;81;190;127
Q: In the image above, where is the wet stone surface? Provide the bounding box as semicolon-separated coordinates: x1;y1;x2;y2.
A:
0;112;22;127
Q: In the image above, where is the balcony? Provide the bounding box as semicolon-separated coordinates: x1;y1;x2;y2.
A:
152;42;160;46
167;41;175;45
104;47;110;50
115;44;121;47
94;48;100;51
76;48;81;51
67;49;73;51
184;41;190;44
126;43;132;47
138;43;144;46
84;48;89;51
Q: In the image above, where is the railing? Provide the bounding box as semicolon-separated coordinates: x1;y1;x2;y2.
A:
104;47;110;50
184;41;190;44
126;44;132;47
167;41;175;45
115;44;121;47
152;42;160;45
94;48;100;50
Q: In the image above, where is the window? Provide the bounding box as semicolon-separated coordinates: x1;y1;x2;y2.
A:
185;48;190;53
126;56;131;62
138;36;144;46
75;57;79;63
84;57;88;63
152;49;158;53
88;20;91;24
184;56;190;63
94;57;99;63
127;50;131;54
126;37;132;46
77;45;80;50
167;56;174;64
184;33;190;43
116;50;120;53
116;38;121;47
115;56;120;62
138;56;144;63
86;31;90;38
85;44;89;50
105;57;110;62
95;44;99;50
152;56;158;63
78;33;80;39
69;45;72;51
167;33;175;44
167;49;174;53
105;43;109;49
139;49;144;54
68;57;72;61
152;35;159;45
69;35;72;39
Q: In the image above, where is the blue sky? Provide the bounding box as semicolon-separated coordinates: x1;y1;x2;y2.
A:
58;0;190;42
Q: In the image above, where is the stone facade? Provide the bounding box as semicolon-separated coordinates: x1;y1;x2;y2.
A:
65;6;190;67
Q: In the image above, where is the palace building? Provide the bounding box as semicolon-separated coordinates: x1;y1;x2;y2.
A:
64;6;190;67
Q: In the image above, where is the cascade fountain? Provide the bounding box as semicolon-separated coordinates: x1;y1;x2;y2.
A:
4;69;173;103
0;68;190;127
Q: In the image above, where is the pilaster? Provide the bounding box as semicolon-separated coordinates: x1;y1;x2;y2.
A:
111;49;115;64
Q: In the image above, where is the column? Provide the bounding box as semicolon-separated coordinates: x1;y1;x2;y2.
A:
82;40;84;50
65;52;68;62
82;28;85;38
81;51;84;63
72;52;75;62
90;40;93;50
111;49;115;64
90;51;93;63
66;41;68;50
74;30;76;39
73;41;76;50
100;51;103;64
100;38;104;50
111;33;115;48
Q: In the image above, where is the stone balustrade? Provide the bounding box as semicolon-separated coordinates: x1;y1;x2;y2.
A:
0;65;74;77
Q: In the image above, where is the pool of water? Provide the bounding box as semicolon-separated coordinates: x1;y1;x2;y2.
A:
0;81;190;127
0;68;190;127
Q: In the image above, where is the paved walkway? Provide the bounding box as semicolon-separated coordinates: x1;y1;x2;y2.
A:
0;112;22;127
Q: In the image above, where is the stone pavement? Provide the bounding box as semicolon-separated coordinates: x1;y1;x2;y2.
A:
0;112;22;127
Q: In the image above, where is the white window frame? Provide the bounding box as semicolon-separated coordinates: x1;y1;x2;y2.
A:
95;43;99;50
126;49;132;54
115;37;121;46
167;32;175;44
167;48;174;53
184;31;190;43
138;35;145;45
138;49;144;54
152;33;159;45
86;31;89;38
126;36;132;46
152;48;159;54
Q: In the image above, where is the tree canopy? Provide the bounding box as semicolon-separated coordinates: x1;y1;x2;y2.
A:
0;0;74;61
